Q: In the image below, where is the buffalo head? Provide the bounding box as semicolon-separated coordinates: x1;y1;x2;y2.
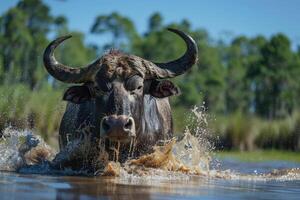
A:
43;28;198;144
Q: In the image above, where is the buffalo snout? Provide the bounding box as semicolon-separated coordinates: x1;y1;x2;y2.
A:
100;115;136;142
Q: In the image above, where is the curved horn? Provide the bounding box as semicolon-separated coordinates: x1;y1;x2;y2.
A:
145;28;198;79
43;35;100;83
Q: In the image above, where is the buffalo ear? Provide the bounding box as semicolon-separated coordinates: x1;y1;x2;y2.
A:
63;84;94;104
149;80;181;98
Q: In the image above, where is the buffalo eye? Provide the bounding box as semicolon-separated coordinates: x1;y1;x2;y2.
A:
125;75;143;92
137;85;143;90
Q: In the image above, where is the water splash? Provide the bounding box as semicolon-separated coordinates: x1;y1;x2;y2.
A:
0;106;300;182
97;105;300;182
96;104;213;178
0;127;55;171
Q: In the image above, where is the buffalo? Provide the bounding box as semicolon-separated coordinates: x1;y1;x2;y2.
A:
43;28;198;172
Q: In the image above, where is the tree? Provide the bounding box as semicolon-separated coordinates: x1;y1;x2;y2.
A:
0;7;32;84
224;36;261;114
177;28;226;113
250;34;294;118
0;0;95;90
91;12;138;50
148;12;163;32
17;0;53;88
0;0;53;88
54;15;68;35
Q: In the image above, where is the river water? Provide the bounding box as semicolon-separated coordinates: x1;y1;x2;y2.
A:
0;106;300;199
1;130;299;200
1;158;300;200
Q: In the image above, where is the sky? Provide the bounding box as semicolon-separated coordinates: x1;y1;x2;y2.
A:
1;0;300;48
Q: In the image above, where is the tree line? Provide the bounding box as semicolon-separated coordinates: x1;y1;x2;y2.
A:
1;0;300;120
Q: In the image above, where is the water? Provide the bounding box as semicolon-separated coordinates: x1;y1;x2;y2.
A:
0;106;300;199
1;160;300;200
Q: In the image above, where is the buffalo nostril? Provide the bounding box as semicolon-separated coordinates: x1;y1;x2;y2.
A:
124;118;133;130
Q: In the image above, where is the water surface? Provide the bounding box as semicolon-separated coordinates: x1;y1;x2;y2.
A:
1;108;299;199
1;158;300;200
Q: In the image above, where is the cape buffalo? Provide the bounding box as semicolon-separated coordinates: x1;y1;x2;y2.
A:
43;28;198;171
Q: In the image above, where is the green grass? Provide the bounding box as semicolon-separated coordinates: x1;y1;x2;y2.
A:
216;150;300;163
0;84;299;153
0;84;65;146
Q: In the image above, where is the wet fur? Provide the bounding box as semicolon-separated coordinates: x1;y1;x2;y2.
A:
53;53;177;171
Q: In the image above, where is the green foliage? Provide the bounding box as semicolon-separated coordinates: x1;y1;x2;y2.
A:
0;0;52;88
0;84;64;145
91;12;138;49
148;12;163;32
210;112;300;151
217;150;300;163
248;34;300;119
223;113;257;151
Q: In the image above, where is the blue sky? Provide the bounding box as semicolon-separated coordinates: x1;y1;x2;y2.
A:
1;0;300;48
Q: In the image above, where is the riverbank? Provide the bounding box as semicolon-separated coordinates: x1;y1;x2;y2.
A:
216;150;300;163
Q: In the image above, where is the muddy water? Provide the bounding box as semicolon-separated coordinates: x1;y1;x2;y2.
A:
1;131;300;200
1;106;300;199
